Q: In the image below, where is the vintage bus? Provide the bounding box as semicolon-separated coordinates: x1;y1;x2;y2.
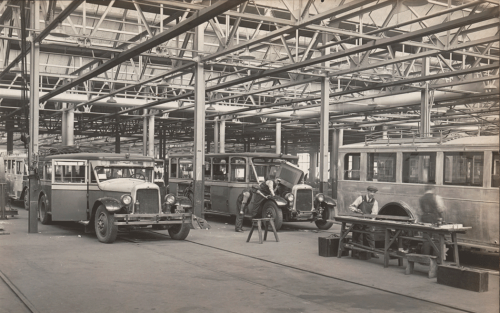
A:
167;153;336;231
36;153;193;243
338;134;499;250
3;155;29;210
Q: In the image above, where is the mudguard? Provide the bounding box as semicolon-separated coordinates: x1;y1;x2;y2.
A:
271;196;288;207
323;195;336;208
97;197;122;212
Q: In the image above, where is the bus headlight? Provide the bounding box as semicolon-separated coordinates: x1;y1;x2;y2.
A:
285;193;294;203
165;194;176;205
316;193;325;203
121;194;132;205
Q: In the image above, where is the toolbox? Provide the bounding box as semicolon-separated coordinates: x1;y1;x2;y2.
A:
318;236;349;257
437;264;489;292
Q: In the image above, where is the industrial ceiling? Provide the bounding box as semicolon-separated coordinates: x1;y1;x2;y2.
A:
0;0;498;154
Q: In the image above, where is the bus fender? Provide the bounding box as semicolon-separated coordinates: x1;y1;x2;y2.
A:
95;198;122;213
323;196;336;208
272;196;288;208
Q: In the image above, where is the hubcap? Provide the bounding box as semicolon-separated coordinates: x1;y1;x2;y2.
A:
97;213;107;234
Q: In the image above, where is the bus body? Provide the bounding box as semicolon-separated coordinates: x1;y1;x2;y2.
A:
36;153;193;243
3;155;29;209
167;153;336;231
338;135;499;249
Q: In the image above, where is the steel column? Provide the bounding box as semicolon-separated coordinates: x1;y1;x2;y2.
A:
193;24;206;218
6;120;13;153
62;103;74;146
275;118;281;154
319;31;330;194
148;113;155;157
220;119;225;153
330;129;342;199
214;117;219;153
28;1;40;233
420;57;431;137
143;109;147;156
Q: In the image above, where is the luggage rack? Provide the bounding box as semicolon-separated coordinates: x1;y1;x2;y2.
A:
364;130;474;146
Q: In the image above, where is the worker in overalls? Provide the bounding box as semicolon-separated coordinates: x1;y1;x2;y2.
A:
235;187;252;232
419;184;446;255
349;186;379;259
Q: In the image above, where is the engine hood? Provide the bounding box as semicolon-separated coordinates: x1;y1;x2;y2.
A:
98;179;158;192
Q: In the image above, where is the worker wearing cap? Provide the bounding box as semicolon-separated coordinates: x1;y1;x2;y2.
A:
251;177;281;218
349;186;379;258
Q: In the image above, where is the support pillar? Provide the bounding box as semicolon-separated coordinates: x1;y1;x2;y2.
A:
28;1;39;233
420;57;431;137
142;109;147;156
220;119;225;153
193;24;206;218
330;129;343;199
275;118;281;154
214;116;219;153
319;31;331;194
6;120;13;153
115;116;120;153
309;152;317;184
148;113;154;157
62;103;74;146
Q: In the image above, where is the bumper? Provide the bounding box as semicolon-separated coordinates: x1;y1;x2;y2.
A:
113;213;193;226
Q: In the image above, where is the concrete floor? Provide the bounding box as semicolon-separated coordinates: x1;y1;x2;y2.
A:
0;203;498;313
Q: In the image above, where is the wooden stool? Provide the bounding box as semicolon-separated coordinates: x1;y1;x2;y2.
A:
246;218;279;244
405;254;438;278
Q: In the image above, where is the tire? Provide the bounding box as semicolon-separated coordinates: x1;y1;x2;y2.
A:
94;205;118;243
168;223;190;240
261;201;283;231
315;207;334;230
38;194;52;225
23;188;29;211
152;224;168;230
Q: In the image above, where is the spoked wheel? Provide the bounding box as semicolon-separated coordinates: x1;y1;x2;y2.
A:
168;223;190;240
261;202;283;231
315;207;334;230
94;205;118;243
38;194;51;225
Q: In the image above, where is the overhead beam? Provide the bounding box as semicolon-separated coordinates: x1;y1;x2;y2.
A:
40;0;246;103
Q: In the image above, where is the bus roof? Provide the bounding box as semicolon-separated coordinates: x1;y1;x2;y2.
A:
168;152;299;160
43;153;156;162
339;135;499;151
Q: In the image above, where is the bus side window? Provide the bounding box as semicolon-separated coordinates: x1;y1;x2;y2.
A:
403;152;436;184
344;153;360;180
367;153;396;182
213;157;228;181
179;158;193;179
444;152;483;187
205;157;212;179
492;152;499;188
230;157;246;182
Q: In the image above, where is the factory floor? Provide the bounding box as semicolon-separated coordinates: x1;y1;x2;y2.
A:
0;203;498;313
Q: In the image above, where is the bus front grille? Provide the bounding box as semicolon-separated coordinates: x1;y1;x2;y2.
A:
295;189;313;211
135;189;159;214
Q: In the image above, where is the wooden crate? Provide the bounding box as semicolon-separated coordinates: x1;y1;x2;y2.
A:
318;236;349;257
437;265;489;292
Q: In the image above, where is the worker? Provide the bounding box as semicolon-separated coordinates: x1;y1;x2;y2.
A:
235;187;252;232
251;177;281;218
349;186;379;259
419;185;446;255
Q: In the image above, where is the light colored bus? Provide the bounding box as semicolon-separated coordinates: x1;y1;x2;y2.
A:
36;153;193;243
338;134;499;250
167;153;336;231
3;155;29;210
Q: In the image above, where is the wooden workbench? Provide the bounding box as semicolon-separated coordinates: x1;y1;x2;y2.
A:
334;215;471;268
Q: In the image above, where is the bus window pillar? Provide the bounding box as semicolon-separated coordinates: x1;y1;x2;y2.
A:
276;118;281;154
330;129;343;198
396;152;403;183
193;23;206;218
115;115;120;154
309;151;317;184
436;151;444;185
6;119;13;154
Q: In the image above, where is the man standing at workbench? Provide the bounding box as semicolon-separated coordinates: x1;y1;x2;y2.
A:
349;186;379;259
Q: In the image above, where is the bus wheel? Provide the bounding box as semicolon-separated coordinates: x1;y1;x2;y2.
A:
262;202;283;231
168;223;190;240
95;206;118;243
38;195;51;225
315;207;334;230
23;188;29;210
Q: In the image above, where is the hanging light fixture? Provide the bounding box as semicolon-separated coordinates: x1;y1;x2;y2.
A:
51;22;71;38
240;47;255;60
107;96;117;104
157;78;169;87
206;103;216;111
484;81;497;93
290;110;298;118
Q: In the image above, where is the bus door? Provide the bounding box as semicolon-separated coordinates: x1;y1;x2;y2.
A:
227;157;249;215
13;159;24;198
51;160;88;221
210;157;229;213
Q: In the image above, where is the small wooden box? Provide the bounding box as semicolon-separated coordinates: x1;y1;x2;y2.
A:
318;237;349;257
437;265;489;292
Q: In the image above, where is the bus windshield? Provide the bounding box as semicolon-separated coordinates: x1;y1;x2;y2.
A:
93;166;153;183
250;158;285;183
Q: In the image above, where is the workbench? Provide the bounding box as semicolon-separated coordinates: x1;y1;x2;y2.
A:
334;215;471;268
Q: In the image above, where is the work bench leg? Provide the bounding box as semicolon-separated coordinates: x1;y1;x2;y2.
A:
438;234;445;264
398;237;404;267
384;228;390;268
257;220;263;244
451;233;459;266
337;222;346;258
263;221;269;241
